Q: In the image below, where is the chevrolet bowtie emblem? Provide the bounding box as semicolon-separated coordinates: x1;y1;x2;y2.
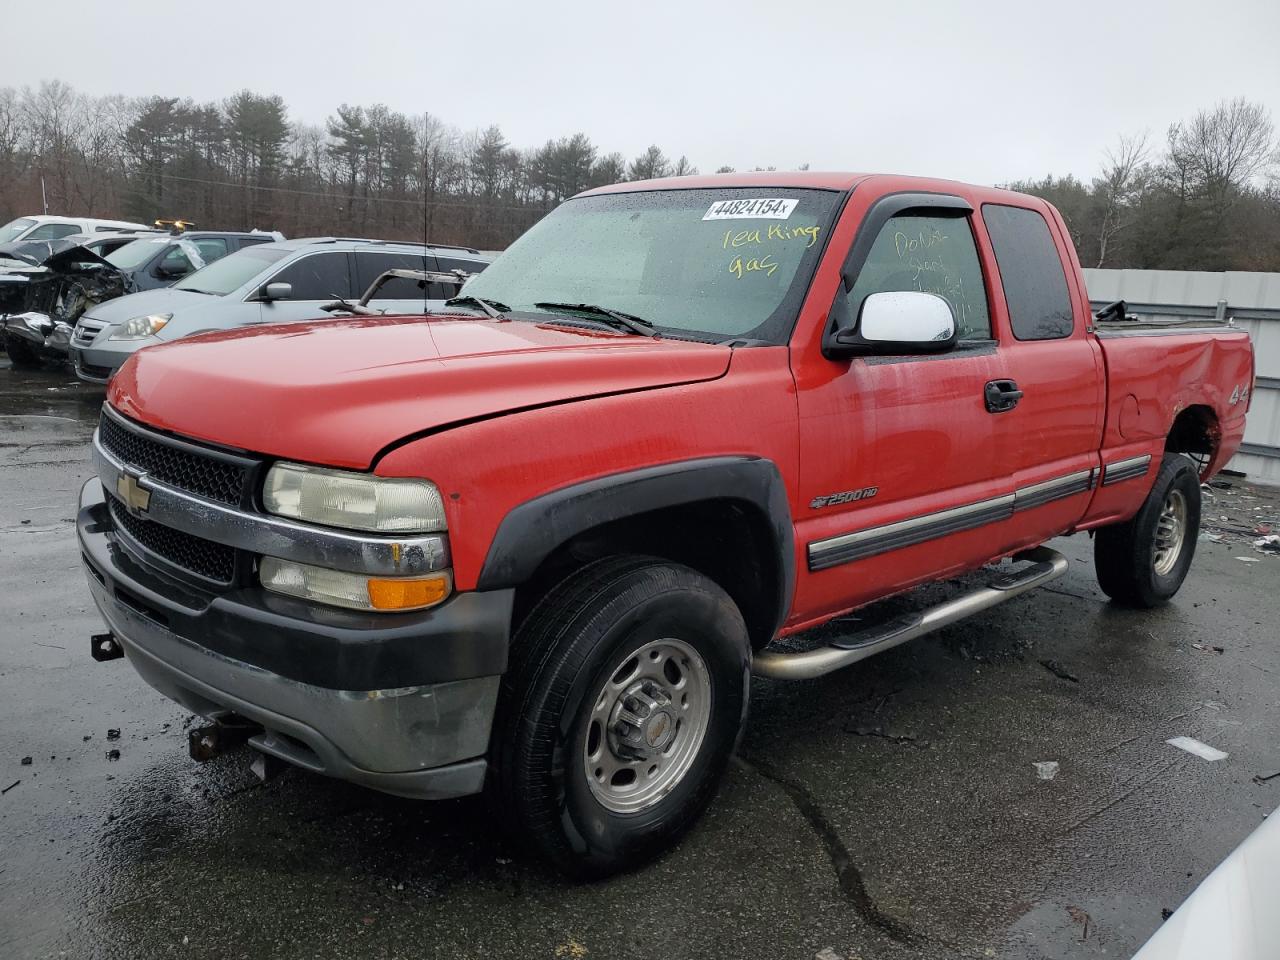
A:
116;471;151;514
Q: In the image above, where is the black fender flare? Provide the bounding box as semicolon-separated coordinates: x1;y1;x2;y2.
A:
476;456;795;636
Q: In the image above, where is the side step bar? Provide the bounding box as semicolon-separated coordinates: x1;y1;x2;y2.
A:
753;546;1069;680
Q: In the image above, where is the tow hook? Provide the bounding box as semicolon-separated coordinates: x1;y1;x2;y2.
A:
188;715;261;763
90;633;124;662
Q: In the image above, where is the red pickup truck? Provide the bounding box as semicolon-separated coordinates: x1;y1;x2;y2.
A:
79;173;1254;876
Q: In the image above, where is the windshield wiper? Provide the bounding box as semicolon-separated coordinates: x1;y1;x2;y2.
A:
180;288;215;295
533;302;658;337
444;295;509;319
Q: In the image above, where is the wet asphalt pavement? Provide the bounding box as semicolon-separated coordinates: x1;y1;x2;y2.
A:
1;356;1279;960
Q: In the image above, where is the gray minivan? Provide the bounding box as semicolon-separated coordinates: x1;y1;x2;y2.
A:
70;238;492;383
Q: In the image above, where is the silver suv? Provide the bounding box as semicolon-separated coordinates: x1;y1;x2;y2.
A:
70;238;491;383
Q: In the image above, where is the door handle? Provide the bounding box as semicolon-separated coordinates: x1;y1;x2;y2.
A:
985;379;1023;413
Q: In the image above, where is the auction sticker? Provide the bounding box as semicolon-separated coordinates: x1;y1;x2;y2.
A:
702;198;797;221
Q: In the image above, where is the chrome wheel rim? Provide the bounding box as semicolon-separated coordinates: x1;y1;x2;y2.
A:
1153;488;1187;576
583;637;712;814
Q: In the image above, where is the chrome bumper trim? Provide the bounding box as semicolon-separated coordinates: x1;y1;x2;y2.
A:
93;432;450;576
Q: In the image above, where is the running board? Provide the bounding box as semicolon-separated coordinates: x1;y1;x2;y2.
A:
752;546;1069;681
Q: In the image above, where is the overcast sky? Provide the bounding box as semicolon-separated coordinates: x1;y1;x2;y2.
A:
5;0;1279;186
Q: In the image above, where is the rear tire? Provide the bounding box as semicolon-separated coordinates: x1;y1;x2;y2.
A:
2;333;43;368
1094;453;1201;607
488;555;750;877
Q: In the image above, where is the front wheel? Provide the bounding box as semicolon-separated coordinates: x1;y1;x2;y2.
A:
1095;453;1201;607
488;556;750;877
2;333;44;369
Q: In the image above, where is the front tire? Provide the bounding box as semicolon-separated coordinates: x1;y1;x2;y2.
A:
1095;453;1201;607
488;556;750;877
2;333;43;368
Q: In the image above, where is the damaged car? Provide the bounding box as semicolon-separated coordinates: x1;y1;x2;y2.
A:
1;230;283;368
0;238;135;367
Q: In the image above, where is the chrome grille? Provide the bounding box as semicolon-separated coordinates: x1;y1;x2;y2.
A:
108;495;236;584
73;317;106;347
99;411;250;507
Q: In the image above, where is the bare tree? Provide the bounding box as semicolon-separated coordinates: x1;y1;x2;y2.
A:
1094;133;1149;267
670;155;698;177
1168;97;1274;204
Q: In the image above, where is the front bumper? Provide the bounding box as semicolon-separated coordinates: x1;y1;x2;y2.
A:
71;337;134;383
2;312;73;358
78;477;514;799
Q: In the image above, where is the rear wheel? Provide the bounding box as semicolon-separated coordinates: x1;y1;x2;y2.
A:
2;333;43;368
488;556;750;877
1095;453;1201;607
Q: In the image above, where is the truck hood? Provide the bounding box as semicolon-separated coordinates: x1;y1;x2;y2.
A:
108;315;733;468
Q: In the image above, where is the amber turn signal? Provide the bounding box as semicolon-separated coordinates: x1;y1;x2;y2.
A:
366;573;452;611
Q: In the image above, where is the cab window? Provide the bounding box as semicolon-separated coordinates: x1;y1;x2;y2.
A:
981;204;1074;340
269;252;353;300
845;213;991;340
158;238;229;276
24;222;81;241
354;251;439;298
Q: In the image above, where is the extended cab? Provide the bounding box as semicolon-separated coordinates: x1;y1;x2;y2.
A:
77;173;1254;876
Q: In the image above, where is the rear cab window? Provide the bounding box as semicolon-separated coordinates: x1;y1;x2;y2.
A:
981;205;1075;340
845;213;992;340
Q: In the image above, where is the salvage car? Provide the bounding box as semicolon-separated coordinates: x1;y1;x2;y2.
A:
1;230;280;368
78;172;1254;876
69;238;491;382
0;215;151;243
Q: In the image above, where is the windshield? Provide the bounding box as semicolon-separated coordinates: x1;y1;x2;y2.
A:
461;188;840;342
0;218;36;244
106;237;170;270
173;245;288;296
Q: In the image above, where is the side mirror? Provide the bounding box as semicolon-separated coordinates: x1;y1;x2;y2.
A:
822;290;958;358
258;281;292;302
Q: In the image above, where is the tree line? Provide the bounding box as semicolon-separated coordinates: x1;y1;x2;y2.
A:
0;81;713;250
1006;98;1279;272
1;81;1277;270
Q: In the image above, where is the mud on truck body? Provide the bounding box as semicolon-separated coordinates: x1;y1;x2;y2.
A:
79;172;1254;875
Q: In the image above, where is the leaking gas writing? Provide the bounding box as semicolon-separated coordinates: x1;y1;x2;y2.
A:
722;224;822;250
729;254;778;278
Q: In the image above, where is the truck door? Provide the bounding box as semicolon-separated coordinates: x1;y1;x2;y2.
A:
976;202;1103;550
790;194;1016;622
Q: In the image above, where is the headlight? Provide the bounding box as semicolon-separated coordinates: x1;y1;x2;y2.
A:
260;557;452;612
262;462;447;533
109;313;172;340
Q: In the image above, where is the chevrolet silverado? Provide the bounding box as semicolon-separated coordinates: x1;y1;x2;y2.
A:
78;172;1254;876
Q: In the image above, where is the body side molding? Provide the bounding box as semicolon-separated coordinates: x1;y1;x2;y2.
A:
1102;455;1152;486
809;466;1100;572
